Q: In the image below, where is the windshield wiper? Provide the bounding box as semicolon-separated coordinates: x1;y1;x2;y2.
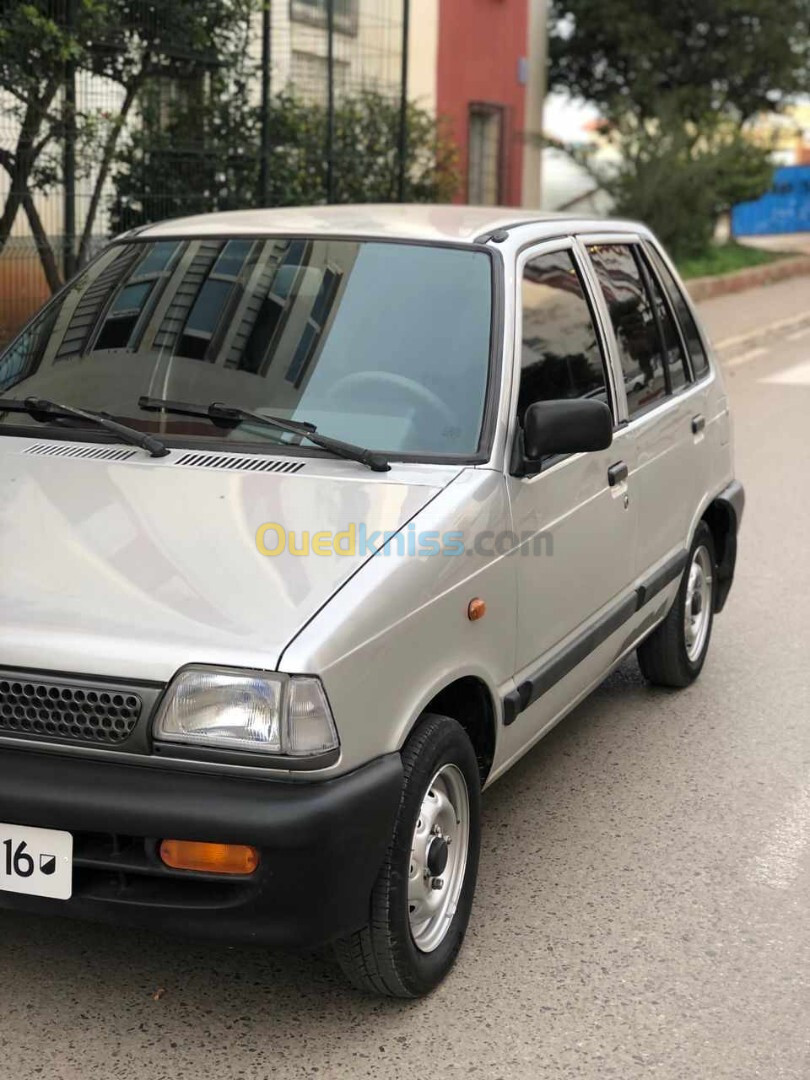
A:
139;396;390;473
0;397;169;458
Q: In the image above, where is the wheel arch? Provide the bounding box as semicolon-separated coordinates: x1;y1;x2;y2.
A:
700;480;744;613
404;675;498;787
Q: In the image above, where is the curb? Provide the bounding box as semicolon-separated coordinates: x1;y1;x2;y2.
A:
686;254;810;301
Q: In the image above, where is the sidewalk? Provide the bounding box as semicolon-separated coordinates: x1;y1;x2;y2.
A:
740;232;810;255
695;274;810;348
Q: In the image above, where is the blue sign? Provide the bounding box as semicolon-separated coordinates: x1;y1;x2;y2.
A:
732;165;810;236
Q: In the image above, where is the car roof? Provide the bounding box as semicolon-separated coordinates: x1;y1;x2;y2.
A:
133;204;644;245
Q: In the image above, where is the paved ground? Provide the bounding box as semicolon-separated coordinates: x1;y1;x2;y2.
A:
1;281;809;1079
697;273;810;346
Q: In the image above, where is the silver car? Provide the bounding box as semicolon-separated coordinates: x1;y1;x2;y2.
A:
0;206;743;997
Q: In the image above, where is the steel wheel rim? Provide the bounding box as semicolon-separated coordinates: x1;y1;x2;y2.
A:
684;544;713;662
407;763;470;954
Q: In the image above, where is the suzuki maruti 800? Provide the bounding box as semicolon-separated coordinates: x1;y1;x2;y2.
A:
0;206;743;996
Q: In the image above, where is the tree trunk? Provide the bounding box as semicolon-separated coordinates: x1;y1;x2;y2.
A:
78;72;145;267
23;192;63;294
0;192;23;248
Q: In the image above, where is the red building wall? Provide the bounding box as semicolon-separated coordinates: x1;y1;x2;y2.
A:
436;0;528;206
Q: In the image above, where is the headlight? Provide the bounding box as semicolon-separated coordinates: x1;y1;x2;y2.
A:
152;666;339;758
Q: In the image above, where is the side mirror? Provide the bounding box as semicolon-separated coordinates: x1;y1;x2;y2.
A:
512;399;613;477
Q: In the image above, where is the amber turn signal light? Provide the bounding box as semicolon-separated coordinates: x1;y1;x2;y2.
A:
467;597;486;621
159;840;260;876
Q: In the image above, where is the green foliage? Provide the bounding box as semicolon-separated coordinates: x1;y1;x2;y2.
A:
87;0;257;86
0;2;101;91
546;0;801;258
567;110;774;260
676;241;787;280
549;0;810;123
110;90;459;231
328;94;459;204
0;1;104;191
0;0;260;279
2;0;458;292
109;71;260;230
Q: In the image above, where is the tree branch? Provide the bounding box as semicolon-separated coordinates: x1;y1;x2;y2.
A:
2;142;63;292
78;69;146;266
0;76;60;254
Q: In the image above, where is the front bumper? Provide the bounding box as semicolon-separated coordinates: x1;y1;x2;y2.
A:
0;747;403;948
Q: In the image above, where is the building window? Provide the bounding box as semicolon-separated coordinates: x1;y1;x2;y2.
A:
290;0;358;35
285;266;341;387
177;240;256;361
468;105;504;205
241;241;312;376
0;308;57;391
290;50;351;104
93;241;181;353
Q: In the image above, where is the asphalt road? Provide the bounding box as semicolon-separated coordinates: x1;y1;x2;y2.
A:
1;281;809;1080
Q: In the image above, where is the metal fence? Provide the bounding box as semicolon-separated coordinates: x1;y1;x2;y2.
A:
0;0;422;345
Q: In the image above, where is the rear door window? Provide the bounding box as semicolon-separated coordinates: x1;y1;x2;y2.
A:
637;249;690;392
645;244;710;380
587;243;668;417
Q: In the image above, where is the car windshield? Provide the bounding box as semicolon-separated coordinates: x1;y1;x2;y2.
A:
0;237;493;458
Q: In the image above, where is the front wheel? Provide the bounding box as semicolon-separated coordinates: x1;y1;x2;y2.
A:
637;521;717;688
333;714;481;997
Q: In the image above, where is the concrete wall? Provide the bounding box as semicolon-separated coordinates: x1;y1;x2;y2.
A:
408;0;439;114
436;0;528;206
732;166;810;237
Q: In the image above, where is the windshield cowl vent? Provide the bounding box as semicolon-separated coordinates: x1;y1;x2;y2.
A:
23;443;137;462
173;452;306;474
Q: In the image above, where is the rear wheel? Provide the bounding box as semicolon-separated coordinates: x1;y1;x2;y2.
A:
637;521;717;688
334;714;481;997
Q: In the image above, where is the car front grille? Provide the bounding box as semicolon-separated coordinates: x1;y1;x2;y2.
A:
0;675;143;746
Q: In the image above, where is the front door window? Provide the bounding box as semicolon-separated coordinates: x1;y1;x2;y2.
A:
519;247;610;427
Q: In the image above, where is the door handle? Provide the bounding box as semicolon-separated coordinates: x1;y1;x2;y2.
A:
692;414;706;434
608;460;628;486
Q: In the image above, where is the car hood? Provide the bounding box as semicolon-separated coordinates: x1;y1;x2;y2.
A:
0;438;459;682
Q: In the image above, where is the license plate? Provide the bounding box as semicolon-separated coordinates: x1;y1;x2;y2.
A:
0;823;72;900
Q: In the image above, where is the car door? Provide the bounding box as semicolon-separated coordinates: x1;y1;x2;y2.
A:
583;237;707;585
643;239;720;491
506;239;638;709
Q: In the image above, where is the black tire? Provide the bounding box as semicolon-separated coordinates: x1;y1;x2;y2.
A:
637;521;717;688
333;714;481;998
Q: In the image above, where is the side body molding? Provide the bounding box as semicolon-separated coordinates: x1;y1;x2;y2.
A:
503;550;687;726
